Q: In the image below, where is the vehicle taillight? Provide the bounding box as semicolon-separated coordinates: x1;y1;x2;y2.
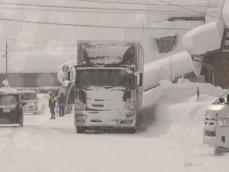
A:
79;90;87;104
123;90;131;101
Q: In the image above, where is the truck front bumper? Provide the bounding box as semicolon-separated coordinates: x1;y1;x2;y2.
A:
74;110;136;128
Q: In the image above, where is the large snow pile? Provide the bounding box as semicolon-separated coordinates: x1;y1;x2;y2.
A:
182;21;224;55
141;80;226;151
183;0;229;55
143;51;202;90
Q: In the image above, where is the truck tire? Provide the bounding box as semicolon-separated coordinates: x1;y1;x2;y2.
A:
19;121;23;127
76;127;85;134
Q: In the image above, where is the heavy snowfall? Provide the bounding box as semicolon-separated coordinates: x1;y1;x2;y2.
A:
0;0;229;171
0;80;228;172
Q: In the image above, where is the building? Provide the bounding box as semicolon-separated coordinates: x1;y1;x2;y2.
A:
183;0;229;88
123;1;222;64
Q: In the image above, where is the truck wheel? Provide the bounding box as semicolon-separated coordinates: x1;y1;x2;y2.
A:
76;127;85;134
19;121;23;127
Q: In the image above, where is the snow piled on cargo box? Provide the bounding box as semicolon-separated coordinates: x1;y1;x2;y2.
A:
77;42;136;67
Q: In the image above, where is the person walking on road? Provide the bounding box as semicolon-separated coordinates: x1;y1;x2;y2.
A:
49;93;56;119
58;92;66;117
196;86;200;101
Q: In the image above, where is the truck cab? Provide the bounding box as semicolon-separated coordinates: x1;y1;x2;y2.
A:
0;87;24;127
63;41;144;133
204;93;229;152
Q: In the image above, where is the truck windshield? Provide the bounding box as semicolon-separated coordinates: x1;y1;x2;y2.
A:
0;95;17;105
21;93;37;100
76;69;135;89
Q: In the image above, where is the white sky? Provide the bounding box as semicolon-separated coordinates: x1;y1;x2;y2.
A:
0;0;220;73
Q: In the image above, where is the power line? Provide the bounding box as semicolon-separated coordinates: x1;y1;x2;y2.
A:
69;0;215;8
0;17;193;30
0;6;138;14
0;1;205;14
0;6;190;14
0;1;220;19
156;0;221;19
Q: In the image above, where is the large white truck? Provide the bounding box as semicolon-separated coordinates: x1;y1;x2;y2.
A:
63;41;144;133
204;92;229;153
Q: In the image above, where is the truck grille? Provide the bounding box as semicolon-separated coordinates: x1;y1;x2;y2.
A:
205;130;216;137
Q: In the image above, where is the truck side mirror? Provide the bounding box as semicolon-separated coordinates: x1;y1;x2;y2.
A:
135;72;143;86
61;65;75;84
227;94;229;103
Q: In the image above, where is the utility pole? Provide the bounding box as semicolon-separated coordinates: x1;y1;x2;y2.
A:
5;42;8;83
2;42;9;87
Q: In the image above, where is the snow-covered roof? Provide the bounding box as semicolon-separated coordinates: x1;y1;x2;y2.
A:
182;21;224;55
151;20;204;39
183;0;229;55
143;51;202;90
0;87;19;95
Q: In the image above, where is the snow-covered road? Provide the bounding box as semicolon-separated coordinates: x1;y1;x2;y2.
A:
0;81;229;172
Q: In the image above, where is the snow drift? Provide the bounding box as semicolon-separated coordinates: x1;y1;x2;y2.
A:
142;80;226;149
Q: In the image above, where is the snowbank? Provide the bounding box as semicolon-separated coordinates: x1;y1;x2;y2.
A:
143;51;201;90
142;80;226;149
183;21;224;55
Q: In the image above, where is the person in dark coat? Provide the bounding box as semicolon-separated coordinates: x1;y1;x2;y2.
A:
58;93;66;117
49;93;56;119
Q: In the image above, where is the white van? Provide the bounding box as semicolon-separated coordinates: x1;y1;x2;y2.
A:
204;92;229;153
19;90;39;114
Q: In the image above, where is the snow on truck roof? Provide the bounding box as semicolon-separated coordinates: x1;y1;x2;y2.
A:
77;40;139;45
77;41;139;67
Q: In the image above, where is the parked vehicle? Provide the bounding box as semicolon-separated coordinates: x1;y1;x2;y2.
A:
19;90;39;114
62;40;144;133
0;87;24;127
204;92;229;153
